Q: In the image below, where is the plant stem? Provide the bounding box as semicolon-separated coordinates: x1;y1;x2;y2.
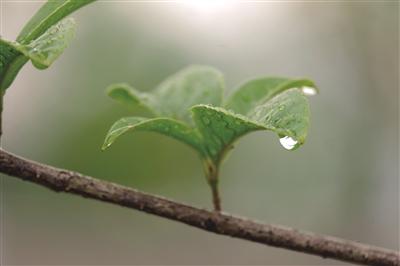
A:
210;181;221;212
203;158;221;212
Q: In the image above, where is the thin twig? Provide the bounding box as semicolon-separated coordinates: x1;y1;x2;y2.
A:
0;149;398;266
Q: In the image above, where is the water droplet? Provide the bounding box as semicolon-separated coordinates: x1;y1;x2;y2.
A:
301;86;317;96
279;136;298;150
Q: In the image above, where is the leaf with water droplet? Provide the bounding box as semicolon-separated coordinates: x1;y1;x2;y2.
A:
10;18;76;70
104;67;317;164
104;66;317;210
191;105;262;162
225;77;317;115
190;88;309;161
1;0;96;91
16;0;96;44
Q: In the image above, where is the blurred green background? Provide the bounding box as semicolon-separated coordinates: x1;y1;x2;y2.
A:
1;1;398;265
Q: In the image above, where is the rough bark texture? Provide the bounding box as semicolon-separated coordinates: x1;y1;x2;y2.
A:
0;149;398;266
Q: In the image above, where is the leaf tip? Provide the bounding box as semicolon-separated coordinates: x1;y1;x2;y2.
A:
298;79;319;96
101;140;112;151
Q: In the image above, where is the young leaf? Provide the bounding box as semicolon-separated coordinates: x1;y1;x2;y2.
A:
191;88;310;162
102;117;202;152
248;88;310;145
225;77;317;115
191;105;262;162
107;83;158;115
10;18;77;69
17;0;96;44
106;65;225;123
103;66;318;211
0;0;96;91
151;65;224;122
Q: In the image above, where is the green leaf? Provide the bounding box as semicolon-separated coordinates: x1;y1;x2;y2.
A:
225;77;317;115
191;104;263;162
152;65;224;122
107;65;225;123
104;67;317;161
17;0;96;44
248;88;310;144
104;66;316;164
11;18;77;69
191;88;310;162
107;83;157;115
104;66;318;210
0;40;29;90
102;117;203;152
0;0;96;91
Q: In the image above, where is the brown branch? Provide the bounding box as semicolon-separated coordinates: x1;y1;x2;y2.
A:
0;149;398;266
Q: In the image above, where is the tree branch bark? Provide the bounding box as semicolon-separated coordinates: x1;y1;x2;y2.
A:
0;149;398;266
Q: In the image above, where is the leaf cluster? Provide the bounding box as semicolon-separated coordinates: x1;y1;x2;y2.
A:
103;66;318;167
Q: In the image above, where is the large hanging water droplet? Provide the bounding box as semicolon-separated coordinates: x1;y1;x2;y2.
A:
301;86;317;96
279;136;298;150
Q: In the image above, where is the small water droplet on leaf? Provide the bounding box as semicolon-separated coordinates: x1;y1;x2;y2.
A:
301;86;317;96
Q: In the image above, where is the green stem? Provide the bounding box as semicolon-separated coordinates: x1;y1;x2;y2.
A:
203;158;221;212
